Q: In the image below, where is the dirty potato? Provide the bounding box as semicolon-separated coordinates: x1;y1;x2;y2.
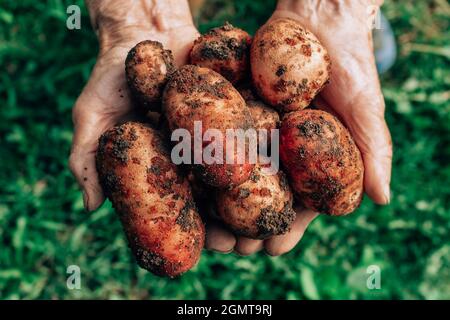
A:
280;109;364;216
216;163;296;239
251;18;331;112
96;122;204;277
163;65;255;188
247;100;280;137
190;22;251;84
126;40;175;112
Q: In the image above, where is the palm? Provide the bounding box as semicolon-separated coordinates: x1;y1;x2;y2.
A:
69;26;199;212
77;25;201;127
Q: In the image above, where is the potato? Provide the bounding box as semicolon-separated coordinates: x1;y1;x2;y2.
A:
216;163;295;239
96;122;204;277
190;22;251;84
247;100;280;136
237;83;280;147
163;65;255;188
250;18;331;112
280;109;364;216
238;83;280;132
126;40;175;112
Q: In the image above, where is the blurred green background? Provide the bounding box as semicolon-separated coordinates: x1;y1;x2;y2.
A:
1;0;449;299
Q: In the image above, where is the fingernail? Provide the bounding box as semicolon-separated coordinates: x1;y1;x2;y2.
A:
208;248;233;254
82;190;90;211
263;249;278;257
383;183;391;204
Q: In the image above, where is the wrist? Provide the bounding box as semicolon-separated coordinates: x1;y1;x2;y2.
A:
86;0;194;52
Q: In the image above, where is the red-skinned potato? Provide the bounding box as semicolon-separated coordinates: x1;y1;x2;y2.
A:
162;65;255;188
251;18;331;112
190;22;251;84
96;122;204;277
216;162;296;239
280;109;364;216
126;40;175;112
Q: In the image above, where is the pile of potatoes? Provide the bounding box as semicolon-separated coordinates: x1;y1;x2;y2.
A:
96;18;364;277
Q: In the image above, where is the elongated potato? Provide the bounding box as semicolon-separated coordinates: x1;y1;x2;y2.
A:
126;40;175;112
216;163;295;239
251;18;331;112
190;22;251;84
280;110;364;215
163;65;255;188
96;122;204;277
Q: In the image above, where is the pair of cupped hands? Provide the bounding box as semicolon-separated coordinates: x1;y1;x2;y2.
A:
70;0;392;256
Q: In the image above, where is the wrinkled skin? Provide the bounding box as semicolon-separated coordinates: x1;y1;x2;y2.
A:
70;0;391;258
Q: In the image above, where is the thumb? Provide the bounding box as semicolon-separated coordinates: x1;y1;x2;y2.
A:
342;94;392;205
322;53;392;205
69;104;111;212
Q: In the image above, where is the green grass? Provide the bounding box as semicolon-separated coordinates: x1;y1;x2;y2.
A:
0;0;449;299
